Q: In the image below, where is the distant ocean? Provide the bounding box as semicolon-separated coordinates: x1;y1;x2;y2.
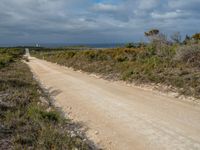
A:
0;43;126;48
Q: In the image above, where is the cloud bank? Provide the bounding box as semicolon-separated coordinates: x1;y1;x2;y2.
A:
0;0;199;44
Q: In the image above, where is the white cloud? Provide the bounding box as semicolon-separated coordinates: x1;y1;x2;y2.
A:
151;10;186;19
168;0;200;9
93;3;119;12
138;0;159;10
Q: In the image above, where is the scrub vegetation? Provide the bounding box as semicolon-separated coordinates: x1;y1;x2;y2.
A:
31;31;200;99
0;48;93;149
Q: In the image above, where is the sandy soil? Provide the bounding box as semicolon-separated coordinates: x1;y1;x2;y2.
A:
26;55;200;150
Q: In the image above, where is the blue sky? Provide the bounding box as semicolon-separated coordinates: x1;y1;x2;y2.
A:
0;0;199;44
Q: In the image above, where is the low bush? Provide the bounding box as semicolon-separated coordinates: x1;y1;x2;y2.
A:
125;43;135;48
175;44;200;67
0;48;24;68
0;54;13;68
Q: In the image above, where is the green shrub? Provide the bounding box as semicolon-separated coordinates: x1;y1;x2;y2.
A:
175;44;200;67
40;110;61;123
125;43;135;48
0;54;13;68
115;54;128;62
0;48;24;68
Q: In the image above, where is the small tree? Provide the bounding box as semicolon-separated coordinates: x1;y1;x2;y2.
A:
183;35;191;45
125;43;135;48
171;32;181;44
145;29;160;43
145;29;159;37
145;29;169;44
145;29;169;56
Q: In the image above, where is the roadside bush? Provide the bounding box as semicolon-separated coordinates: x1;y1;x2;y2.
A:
66;51;76;58
32;45;200;98
0;54;13;68
175;44;200;67
0;48;24;68
115;54;128;62
83;51;97;61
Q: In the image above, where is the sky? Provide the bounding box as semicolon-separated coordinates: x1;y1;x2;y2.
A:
0;0;199;45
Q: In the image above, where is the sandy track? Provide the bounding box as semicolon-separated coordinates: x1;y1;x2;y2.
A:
26;56;200;150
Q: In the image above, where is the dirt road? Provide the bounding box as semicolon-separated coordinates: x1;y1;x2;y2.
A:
27;56;200;150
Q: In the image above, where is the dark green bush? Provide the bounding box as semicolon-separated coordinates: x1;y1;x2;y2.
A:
125;43;135;48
